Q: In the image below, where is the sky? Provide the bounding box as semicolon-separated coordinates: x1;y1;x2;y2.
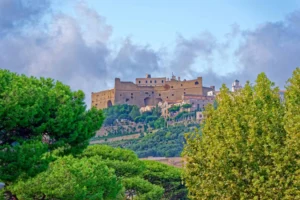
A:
1;0;300;106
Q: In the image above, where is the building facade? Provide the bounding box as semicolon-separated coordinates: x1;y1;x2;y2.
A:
92;74;215;109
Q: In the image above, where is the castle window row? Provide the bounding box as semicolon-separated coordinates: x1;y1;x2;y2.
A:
138;80;164;84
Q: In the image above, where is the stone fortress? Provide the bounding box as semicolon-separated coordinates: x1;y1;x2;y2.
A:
91;74;216;109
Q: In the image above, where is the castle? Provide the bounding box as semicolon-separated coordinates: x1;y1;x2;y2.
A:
91;74;215;109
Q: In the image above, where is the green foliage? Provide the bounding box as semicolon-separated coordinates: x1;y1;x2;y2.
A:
0;69;104;183
0;141;50;183
283;67;300;198
7;156;122;200
182;103;192;109
103;104;140;126
80;145;145;178
151;105;162;117
129;106;141;120
154;117;166;129
142;160;188;199
168;105;181;113
122;177;164;200
108;124;197;158
183;72;299;199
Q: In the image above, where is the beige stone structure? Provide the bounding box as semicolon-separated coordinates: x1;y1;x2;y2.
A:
92;74;215;109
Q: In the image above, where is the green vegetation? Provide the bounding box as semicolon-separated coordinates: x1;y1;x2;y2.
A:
5;145;186;199
183;69;300;199
107;124;199;158
0;69;103;186
103;104;163;126
168;105;181;113
182;103;192;109
0;70;187;199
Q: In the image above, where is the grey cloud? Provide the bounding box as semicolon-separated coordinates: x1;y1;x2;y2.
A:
0;0;51;36
170;33;217;78
108;38;162;80
235;10;300;87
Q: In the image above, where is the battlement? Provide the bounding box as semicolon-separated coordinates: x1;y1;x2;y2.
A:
92;74;214;109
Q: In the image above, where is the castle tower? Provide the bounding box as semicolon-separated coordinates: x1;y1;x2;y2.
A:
232;80;242;92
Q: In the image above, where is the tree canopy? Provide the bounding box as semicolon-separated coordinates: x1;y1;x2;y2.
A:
0;69;104;183
4;145;186;199
183;70;299;199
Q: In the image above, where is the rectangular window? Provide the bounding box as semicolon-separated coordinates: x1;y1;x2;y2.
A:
155;80;157;83
139;81;141;83
150;80;152;83
146;80;148;83
162;80;164;83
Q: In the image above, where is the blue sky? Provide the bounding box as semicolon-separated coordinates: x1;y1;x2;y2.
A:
1;0;300;104
84;0;300;48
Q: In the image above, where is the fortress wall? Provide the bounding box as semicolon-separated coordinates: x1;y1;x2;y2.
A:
92;76;208;109
91;89;115;109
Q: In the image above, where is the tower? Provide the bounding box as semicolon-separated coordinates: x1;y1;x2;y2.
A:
232;80;242;92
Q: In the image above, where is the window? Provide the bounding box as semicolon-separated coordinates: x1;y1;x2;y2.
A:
139;81;141;83
152;91;154;94
159;94;161;96
172;94;174;96
171;86;173;88
167;96;168;98
155;80;157;83
126;98;129;102
162;80;164;83
181;84;183;86
145;92;148;94
195;81;199;85
131;96;133;99
184;92;186;94
150;80;152;83
120;94;122;96
131;93;133;95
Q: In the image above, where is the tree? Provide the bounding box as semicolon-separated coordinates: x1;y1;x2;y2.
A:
129;105;141;120
7;156;122;200
142;160;188;199
0;70;104;183
283;67;300;198
183;72;299;199
168;105;180;113
182;103;192;109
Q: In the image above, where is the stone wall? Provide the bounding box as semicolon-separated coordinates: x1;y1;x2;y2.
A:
92;75;214;109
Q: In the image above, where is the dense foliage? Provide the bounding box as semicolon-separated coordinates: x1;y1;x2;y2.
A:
168;105;181;113
102;104;162;126
0;70;104;185
7;156;122;200
107;124;199;157
5;145;186;199
183;70;300;199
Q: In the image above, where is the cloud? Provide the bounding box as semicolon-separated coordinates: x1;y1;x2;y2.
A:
0;0;51;36
235;10;300;86
0;0;299;108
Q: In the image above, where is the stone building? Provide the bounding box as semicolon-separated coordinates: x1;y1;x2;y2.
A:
92;74;215;109
232;79;242;92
